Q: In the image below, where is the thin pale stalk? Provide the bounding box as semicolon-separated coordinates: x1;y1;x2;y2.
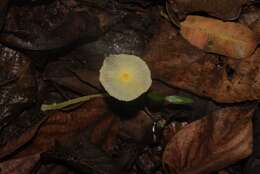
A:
41;94;105;112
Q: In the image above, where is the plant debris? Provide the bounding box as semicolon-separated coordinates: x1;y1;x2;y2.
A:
0;0;259;174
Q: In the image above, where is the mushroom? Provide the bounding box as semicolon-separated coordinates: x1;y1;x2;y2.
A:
99;54;152;101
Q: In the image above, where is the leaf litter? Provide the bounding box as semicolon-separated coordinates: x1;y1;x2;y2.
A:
0;0;259;174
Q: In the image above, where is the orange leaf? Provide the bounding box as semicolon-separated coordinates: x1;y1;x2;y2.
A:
180;15;257;59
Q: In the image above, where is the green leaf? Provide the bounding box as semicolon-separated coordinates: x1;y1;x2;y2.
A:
165;95;193;105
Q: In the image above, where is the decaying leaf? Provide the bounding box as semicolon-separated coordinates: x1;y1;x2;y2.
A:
1;11;102;51
14;98;109;157
0;0;9;31
0;114;46;159
0;0;111;51
180;15;257;59
0;45;45;159
0;45;36;131
36;164;75;174
253;105;260;158
0;153;41;174
252;19;260;43
0;153;74;174
0;2;258;174
145;20;260;103
8;97;153;173
239;6;260;27
218;170;232;174
168;0;247;20
244;157;260;174
14;98;153;162
41;134;125;174
117;0;157;7
44;61;102;95
239;6;260;43
163;106;254;174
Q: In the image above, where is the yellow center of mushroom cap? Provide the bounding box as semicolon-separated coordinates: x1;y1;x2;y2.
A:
120;72;131;81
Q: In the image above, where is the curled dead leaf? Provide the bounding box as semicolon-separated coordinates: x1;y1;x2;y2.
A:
168;0;247;20
180;15;257;59
163;106;254;174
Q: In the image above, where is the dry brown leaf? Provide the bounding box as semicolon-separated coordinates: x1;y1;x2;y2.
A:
14;98;153;158
44;61;102;95
180;15;257;59
163;106;253;174
168;0;247;20
14;98;108;157
144;20;260;103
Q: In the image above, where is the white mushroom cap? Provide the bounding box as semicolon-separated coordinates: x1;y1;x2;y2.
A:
99;54;152;101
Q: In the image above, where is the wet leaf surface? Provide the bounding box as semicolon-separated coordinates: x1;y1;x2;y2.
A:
163;106;254;174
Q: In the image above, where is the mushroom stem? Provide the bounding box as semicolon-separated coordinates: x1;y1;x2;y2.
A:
41;93;106;112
